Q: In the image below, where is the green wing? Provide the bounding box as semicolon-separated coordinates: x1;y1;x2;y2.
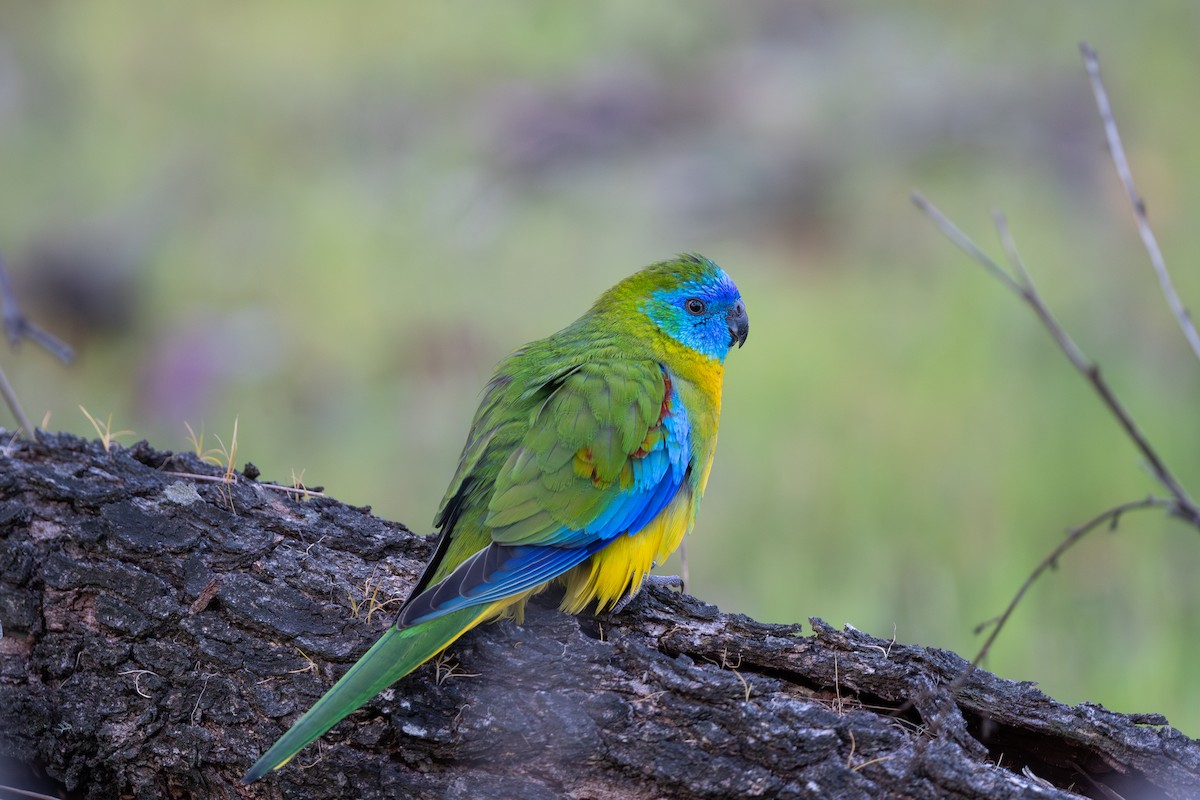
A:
390;357;683;625
485;358;669;545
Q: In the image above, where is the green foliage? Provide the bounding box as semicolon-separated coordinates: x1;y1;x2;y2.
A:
4;2;1199;735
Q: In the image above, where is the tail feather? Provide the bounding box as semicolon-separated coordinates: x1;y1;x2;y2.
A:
242;605;492;784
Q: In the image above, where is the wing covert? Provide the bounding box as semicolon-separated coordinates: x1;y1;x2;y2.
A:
396;359;691;627
487;359;688;547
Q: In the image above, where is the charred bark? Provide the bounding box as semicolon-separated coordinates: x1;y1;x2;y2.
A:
0;432;1196;799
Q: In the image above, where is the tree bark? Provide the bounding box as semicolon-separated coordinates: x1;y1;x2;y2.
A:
1;432;1196;799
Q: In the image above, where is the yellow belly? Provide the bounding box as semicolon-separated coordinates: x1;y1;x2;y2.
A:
557;485;696;614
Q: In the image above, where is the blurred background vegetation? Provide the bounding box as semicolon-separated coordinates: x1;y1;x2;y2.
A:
2;2;1198;736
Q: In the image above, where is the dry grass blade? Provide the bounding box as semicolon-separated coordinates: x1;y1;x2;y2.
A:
79;406;136;453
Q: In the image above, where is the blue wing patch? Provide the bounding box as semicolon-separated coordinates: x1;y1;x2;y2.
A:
396;541;604;626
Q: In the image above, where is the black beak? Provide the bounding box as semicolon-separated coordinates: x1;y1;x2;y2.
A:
726;299;749;349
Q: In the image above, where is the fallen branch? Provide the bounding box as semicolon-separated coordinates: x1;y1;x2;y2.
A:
2;432;1197;799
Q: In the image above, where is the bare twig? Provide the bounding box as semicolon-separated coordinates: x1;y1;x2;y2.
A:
966;496;1172;677
912;193;1199;711
0;366;34;440
912;192;1200;526
904;40;1200;749
910;194;1024;297
0;257;75;440
0;257;74;364
895;496;1173;724
1081;41;1200;364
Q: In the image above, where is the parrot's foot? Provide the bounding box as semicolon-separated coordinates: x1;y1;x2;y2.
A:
609;574;685;615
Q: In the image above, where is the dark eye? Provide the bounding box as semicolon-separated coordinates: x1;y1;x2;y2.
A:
685;298;706;315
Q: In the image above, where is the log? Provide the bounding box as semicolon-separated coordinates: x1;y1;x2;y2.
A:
0;432;1196;799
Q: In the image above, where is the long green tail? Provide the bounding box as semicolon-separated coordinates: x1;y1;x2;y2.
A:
242;605;489;783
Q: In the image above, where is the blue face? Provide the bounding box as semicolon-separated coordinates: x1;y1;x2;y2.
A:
643;264;749;362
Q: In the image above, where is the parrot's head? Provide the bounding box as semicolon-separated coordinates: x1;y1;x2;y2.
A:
626;254;748;363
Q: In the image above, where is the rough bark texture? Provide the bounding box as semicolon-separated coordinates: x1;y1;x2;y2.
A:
0;432;1197;800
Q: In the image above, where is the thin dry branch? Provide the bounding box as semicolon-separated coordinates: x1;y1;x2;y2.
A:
966;496;1172;682
1080;41;1200;364
0;366;34;441
0;258;74;364
0;257;74;440
909;45;1200;724
909;191;1196;716
912;192;1200;526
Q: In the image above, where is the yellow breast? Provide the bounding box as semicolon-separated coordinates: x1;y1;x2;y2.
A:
558;485;696;613
549;338;726;615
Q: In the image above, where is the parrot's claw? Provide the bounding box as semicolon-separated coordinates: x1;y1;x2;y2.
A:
608;574;685;615
645;573;685;593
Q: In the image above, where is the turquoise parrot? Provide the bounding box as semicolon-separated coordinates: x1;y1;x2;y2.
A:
243;254;748;782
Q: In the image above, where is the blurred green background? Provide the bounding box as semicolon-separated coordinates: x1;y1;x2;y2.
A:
3;2;1198;736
